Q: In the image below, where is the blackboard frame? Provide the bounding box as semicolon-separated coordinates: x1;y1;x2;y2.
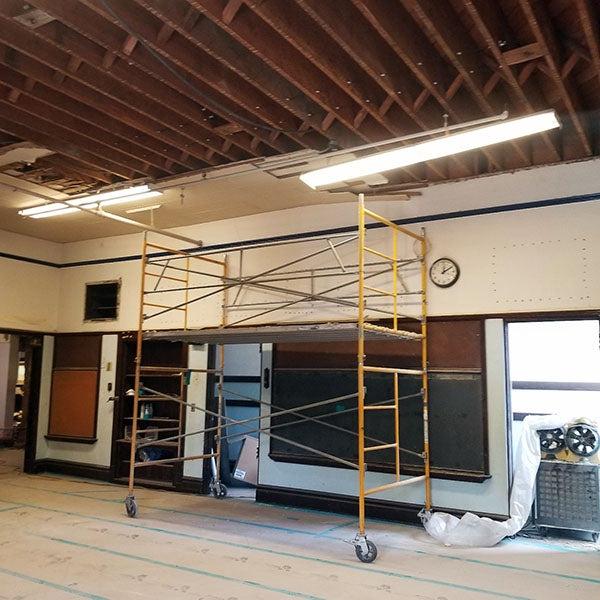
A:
267;318;490;482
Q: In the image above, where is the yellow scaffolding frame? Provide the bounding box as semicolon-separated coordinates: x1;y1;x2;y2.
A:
124;195;431;563
125;235;228;515
355;194;430;560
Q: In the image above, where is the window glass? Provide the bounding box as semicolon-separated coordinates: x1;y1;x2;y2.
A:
508;320;600;418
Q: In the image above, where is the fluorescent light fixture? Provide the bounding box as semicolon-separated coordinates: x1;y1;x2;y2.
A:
300;110;560;189
19;185;162;219
126;204;162;214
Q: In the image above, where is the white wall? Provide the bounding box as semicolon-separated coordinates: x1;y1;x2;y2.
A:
50;158;600;333
183;344;209;480
4;157;600;335
0;230;60;332
13;157;600;512
51;198;600;333
0;334;19;440
35;334;118;467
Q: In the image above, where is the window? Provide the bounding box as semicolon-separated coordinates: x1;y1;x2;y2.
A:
507;320;600;420
84;280;120;321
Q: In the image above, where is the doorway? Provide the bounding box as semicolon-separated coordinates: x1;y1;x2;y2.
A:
0;334;43;474
214;344;261;497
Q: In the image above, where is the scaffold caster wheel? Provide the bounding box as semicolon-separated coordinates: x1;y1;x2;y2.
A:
354;538;377;563
214;482;228;499
125;495;137;518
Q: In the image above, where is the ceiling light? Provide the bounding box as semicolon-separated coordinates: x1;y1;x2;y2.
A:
19;185;162;218
126;204;162;214
299;110;560;189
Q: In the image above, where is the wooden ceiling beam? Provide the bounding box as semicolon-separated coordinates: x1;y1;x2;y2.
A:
460;0;561;163
236;0;434;181
35;155;96;185
0;112;127;182
0;62;203;173
136;0;342;148
575;0;600;89
0;99;147;179
515;0;592;156
501;42;545;66
0;64;184;174
0;12;234;166
0;45;216;173
25;12;259;162
156;22;175;45
2;0;247;162
0;79;173;177
295;0;464;179
78;0;308;153
189;0;391;147
401;0;530;167
560;52;580;80
31;0;296;156
247;0;414;139
23;152;113;185
222;0;244;25
356;4;497;177
7;88;20;103
349;0;495;175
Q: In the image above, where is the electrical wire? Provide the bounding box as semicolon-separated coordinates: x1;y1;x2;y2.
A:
98;0;318;138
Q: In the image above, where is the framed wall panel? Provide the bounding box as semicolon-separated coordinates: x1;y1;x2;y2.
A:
269;319;488;481
46;334;101;443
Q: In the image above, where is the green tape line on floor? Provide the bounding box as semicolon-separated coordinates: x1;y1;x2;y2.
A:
34;534;325;600
0;565;108;600
4;481;599;590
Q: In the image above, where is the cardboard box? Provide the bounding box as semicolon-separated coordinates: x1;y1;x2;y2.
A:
233;435;259;485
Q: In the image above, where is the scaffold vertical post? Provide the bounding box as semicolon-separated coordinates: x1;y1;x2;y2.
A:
392;230;400;482
212;255;228;498
357;193;366;537
126;232;148;514
421;229;432;510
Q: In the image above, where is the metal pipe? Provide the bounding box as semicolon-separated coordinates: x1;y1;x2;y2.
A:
147;257;418;279
4;181;203;246
365;475;426;497
137;385;359;470
357;192;366;536
219;386;424;458
143;235;359;321
224;263;393;327
136;386;359;448
134;452;216;467
142;260;418;294
421;229;432;511
127;233;148;497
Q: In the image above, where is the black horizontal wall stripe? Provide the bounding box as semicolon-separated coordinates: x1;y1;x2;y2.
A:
0;250;58;268
3;190;600;270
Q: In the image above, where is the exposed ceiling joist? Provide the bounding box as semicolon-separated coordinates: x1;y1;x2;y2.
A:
0;0;593;197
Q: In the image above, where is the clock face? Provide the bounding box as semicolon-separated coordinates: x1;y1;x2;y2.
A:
429;258;460;288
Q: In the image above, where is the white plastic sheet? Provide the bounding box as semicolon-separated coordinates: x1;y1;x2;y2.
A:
421;414;567;547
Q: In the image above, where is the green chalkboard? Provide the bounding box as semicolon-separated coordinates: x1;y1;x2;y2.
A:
269;369;488;478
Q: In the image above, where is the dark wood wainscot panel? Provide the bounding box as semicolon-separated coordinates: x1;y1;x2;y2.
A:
47;334;102;443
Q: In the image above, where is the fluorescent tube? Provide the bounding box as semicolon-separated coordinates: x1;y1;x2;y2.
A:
126;204;162;214
20;186;162;218
299;111;560;189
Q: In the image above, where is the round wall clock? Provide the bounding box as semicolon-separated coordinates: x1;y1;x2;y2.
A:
429;257;460;288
